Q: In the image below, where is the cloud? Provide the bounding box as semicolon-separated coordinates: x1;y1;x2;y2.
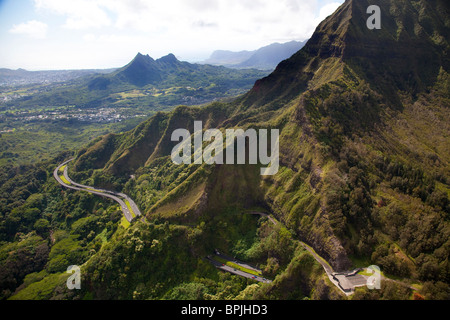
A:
93;0;339;48
9;20;48;39
34;0;111;29
32;0;344;43
19;0;345;68
318;2;343;22
82;34;96;42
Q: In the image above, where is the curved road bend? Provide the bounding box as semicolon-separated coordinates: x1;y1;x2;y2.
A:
54;159;141;223
59;161;142;218
248;211;367;295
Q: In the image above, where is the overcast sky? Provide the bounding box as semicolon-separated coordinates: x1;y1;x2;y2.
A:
0;0;344;70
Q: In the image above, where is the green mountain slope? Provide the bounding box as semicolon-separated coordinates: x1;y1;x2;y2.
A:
2;0;449;301
7;53;269;110
74;0;449;276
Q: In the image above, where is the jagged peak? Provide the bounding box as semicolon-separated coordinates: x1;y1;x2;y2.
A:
157;53;179;64
132;52;155;64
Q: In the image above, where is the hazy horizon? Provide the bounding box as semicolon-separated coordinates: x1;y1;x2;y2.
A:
0;0;343;71
0;39;303;72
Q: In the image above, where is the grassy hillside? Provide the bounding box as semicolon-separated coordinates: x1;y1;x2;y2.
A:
1;0;449;301
69;0;449;297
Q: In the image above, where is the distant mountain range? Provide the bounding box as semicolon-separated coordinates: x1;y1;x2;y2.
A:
201;40;307;70
72;0;450;295
105;52;267;89
4;53;269;109
2;0;450;302
0;41;305;87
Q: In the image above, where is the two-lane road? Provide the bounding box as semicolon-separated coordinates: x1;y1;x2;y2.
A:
54;159;141;223
207;255;272;284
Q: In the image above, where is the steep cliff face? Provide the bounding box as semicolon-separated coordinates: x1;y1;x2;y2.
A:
73;0;449;273
344;0;449;102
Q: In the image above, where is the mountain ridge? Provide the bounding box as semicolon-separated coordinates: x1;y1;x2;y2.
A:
202;40;307;70
73;0;449;276
242;0;449;115
92;51;270;90
3;0;448;301
6;52;269;109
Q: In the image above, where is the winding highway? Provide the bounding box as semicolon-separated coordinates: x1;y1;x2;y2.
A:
54;160;371;294
53;159;141;223
248;211;370;295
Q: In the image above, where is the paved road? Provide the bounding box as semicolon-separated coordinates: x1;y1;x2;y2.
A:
299;243;364;295
216;251;265;274
247;211;278;225
54;159;141;223
53;162;372;293
248;211;370;295
207;255;271;284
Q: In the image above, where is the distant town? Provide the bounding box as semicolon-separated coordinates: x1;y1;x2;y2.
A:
0;106;147;126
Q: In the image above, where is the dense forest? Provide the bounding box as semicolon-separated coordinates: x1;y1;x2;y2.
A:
0;155;343;300
1;0;449;301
